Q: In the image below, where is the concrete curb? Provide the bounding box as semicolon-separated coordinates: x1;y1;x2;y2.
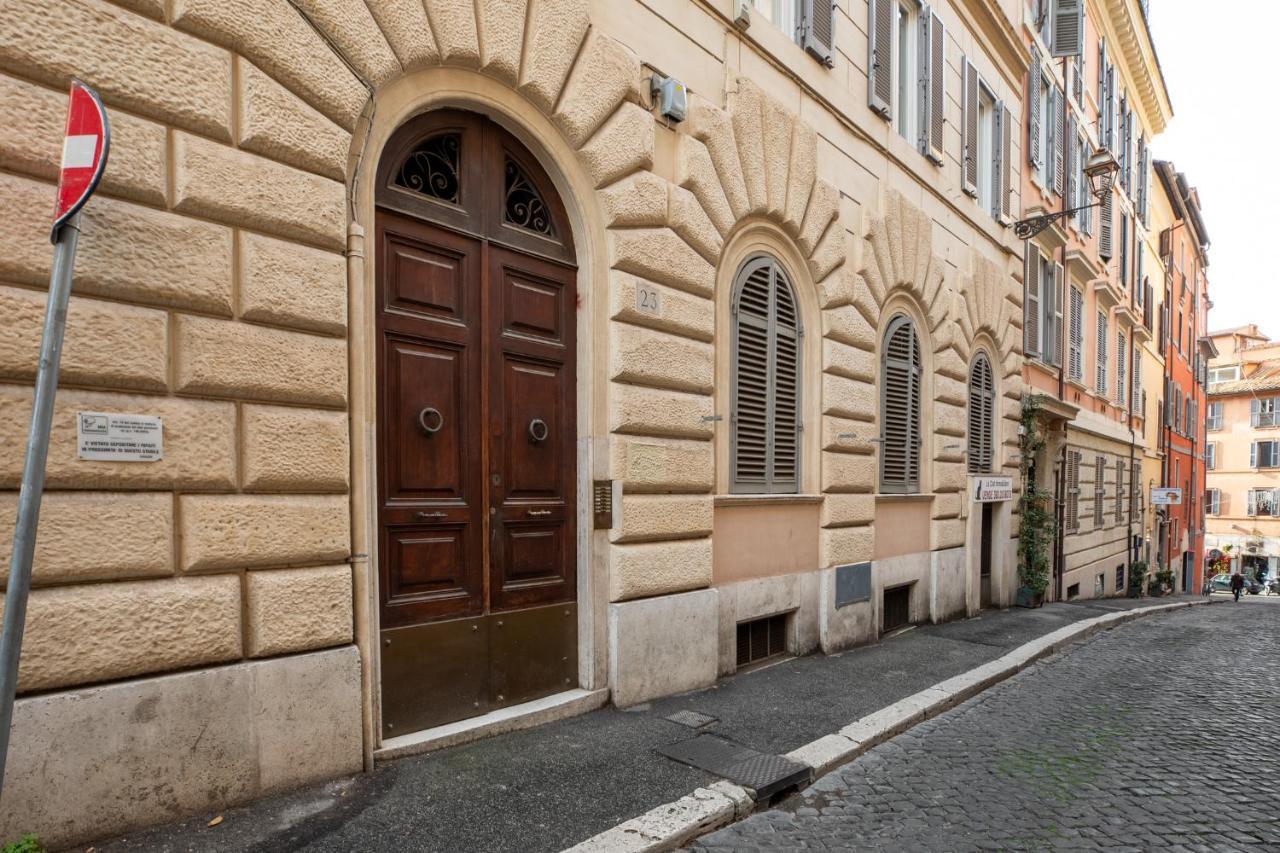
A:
562;599;1214;853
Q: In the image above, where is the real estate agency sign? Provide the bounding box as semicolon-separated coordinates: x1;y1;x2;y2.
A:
1151;488;1183;506
973;476;1013;503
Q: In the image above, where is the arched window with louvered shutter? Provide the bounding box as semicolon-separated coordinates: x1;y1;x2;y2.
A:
880;314;922;493
730;256;802;494
967;353;996;474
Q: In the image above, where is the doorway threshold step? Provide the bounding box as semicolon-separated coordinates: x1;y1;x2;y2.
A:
375;688;607;763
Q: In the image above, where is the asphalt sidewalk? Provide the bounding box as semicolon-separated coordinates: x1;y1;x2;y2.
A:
91;594;1210;853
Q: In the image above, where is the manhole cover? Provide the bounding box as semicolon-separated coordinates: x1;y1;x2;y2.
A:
657;734;810;800
665;710;717;729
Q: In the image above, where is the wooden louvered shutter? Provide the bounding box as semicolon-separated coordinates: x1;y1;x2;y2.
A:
771;267;801;491
731;257;802;494
1140;146;1151;223
1024;248;1041;358
1051;0;1085;57
1097;38;1107;119
1104;65;1115;151
1115;331;1126;407
1094;456;1105;526
1099;188;1113;259
1115;459;1124;522
1053;87;1066;197
802;0;835;67
1248;488;1257;516
1028;49;1042;169
1052;262;1065;367
962;57;979;197
880;316;921;493
967;354;994;474
1095;309;1108;393
1131;350;1142;412
1066;450;1080;532
1064;121;1075;217
1002;103;1015;221
926;9;945;163
1068;285;1083;382
868;0;893;117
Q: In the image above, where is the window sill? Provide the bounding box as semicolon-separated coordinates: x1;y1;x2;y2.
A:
874;493;935;503
714;494;824;508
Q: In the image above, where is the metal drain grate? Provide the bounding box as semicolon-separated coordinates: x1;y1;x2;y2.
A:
665;710;718;729
657;734;811;800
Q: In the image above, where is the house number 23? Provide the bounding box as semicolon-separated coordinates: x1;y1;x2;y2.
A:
635;283;661;316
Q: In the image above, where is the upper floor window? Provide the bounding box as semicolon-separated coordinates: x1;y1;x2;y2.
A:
1066;285;1084;383
1208;366;1241;385
1206;488;1221;516
967;353;996;474
1206;442;1218;471
1094;309;1108;395
1250;440;1280;470
1248;488;1277;517
750;0;834;63
1252;397;1278;429
869;0;944;162
880;315;922;493
1024;249;1061;366
1206;401;1223;431
730;256;802;494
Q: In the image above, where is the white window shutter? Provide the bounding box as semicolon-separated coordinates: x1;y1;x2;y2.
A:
1051;0;1085;57
1251;441;1258;468
1024;249;1041;359
962;57;978;197
802;0;836;66
868;0;893;117
1248;489;1258;517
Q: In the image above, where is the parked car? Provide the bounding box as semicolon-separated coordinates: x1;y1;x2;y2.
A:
1210;574;1233;593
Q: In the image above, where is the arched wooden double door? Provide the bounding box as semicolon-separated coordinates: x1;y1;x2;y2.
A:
375;111;577;737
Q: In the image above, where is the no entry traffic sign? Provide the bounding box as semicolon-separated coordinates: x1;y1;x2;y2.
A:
51;80;110;242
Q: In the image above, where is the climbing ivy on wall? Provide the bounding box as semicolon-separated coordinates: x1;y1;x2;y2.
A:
1017;395;1054;597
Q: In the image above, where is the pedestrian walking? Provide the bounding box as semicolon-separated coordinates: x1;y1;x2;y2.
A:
1230;571;1245;603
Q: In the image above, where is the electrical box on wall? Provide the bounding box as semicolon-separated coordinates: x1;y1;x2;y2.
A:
651;75;687;123
731;0;751;29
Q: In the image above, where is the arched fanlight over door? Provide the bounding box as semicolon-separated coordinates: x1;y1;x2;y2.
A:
393;132;461;204
967;353;996;474
731;255;802;494
880;315;922;493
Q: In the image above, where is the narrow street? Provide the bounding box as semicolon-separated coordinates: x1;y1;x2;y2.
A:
692;597;1280;851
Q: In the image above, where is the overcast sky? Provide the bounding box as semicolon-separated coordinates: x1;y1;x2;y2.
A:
1148;3;1278;338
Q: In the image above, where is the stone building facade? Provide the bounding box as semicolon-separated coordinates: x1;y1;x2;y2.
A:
1205;326;1280;581
1017;0;1169;601
0;0;1028;844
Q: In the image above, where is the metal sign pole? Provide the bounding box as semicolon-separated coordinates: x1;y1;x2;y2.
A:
0;213;82;796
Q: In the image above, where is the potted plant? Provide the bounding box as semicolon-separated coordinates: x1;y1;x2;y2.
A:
1016;397;1053;608
1128;560;1148;598
1152;568;1175;597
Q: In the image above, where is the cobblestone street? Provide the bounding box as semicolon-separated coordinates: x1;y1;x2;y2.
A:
692;598;1280;851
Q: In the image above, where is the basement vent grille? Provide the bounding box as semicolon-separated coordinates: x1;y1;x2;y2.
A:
735;613;788;668
882;584;912;633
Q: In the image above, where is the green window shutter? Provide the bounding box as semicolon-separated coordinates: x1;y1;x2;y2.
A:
868;0;893;118
730;257;803;495
880;315;922;493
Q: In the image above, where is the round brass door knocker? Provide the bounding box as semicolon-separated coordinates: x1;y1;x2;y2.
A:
418;407;444;435
528;417;549;443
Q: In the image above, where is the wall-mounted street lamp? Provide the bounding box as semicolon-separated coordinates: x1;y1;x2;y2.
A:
1014;148;1121;240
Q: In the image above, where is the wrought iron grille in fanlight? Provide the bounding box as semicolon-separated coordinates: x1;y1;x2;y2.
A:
503;156;554;236
394;132;460;203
